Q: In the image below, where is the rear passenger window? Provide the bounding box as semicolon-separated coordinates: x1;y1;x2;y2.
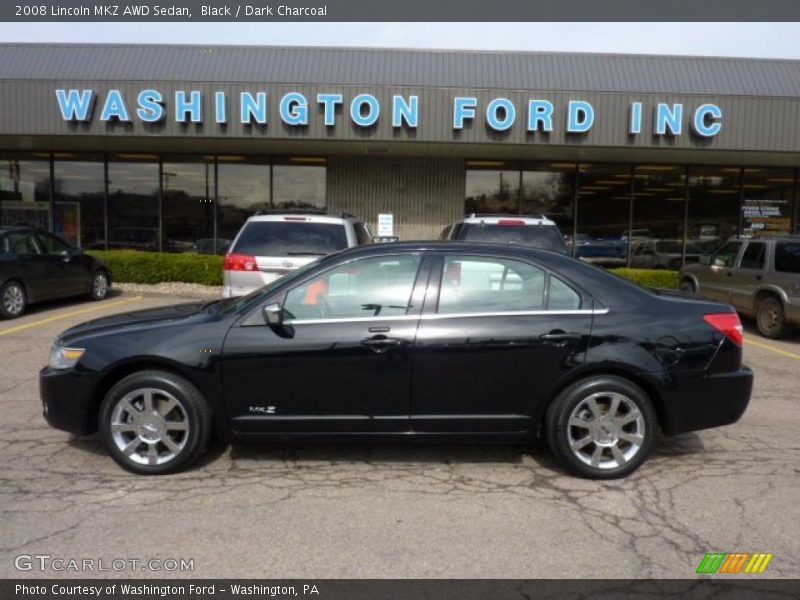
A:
6;232;41;256
437;256;580;314
740;242;766;270
775;242;800;274
548;276;582;310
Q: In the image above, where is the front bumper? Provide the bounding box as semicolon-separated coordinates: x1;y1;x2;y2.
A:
659;366;754;436
39;366;101;435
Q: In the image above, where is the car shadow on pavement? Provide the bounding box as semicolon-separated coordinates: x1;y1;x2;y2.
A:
12;289;124;318
65;430;706;473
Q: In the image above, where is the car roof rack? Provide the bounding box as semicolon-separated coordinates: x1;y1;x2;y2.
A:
253;209;358;220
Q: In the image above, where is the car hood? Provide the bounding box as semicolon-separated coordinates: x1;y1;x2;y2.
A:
57;301;211;344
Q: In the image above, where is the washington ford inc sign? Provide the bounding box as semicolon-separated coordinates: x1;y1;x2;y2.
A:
55;89;724;137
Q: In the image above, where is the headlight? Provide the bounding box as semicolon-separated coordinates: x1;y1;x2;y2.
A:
49;344;85;370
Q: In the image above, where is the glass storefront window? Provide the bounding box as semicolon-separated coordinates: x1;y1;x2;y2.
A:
465;161;520;215
630;165;687;269
574;163;631;266
740;167;795;237
217;157;270;250
0;152;52;230
520;162;574;233
687;166;741;253
162;156;215;253
53;154;105;249
107;154;160;251
272;157;326;211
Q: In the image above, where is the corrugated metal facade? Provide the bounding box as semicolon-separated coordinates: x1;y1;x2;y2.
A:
2;44;800;97
328;156;465;240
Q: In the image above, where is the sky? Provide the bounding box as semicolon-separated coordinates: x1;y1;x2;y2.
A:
0;22;798;59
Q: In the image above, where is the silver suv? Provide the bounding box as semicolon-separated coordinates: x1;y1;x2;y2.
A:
223;211;372;297
679;236;800;338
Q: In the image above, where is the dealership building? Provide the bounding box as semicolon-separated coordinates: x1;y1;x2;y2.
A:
0;43;799;263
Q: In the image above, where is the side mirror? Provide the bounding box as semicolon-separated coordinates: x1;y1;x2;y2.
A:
699;255;711;266
262;302;283;326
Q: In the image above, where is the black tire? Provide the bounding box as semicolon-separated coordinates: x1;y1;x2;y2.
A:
99;370;213;475
545;375;657;479
89;270;110;301
0;280;27;319
678;279;696;294
756;295;789;339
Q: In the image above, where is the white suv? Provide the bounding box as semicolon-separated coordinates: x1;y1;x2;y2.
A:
439;214;568;254
222;211;372;297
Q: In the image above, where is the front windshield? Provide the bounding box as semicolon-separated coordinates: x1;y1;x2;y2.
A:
219;259;323;314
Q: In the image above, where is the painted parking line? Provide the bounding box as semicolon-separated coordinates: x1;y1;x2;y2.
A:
744;336;800;360
0;295;143;337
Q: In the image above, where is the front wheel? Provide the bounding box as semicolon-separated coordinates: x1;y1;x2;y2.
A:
89;270;110;301
545;376;657;479
756;296;789;339
678;279;696;294
99;370;213;475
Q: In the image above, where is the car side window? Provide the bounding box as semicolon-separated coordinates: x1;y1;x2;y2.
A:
712;242;742;268
354;222;371;246
283;254;422;321
438;256;547;314
775;242;800;274
35;232;71;256
6;232;42;256
549;276;582;310
739;242;766;270
0;236;8;256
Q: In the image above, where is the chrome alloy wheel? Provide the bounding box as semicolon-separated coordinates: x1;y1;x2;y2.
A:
92;272;109;299
566;391;645;470
110;388;189;466
2;283;24;316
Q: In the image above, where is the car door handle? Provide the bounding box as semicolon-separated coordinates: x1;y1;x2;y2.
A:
755;275;763;281
540;331;583;343
726;271;733;277
361;336;407;354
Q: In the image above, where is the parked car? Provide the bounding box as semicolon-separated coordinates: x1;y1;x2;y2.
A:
0;226;111;319
439;214;568;254
679;236;800;338
222;211;372;297
573;236;627;267
630;239;716;270
41;241;752;479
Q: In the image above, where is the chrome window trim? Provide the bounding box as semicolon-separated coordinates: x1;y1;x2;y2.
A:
284;307;608;325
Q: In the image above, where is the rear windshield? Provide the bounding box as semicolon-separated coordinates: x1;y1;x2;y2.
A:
232;221;348;257
458;224;567;253
775;242;800;274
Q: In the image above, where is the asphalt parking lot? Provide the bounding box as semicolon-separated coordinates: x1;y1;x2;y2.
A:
0;290;799;579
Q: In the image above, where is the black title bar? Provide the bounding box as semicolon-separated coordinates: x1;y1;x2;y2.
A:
4;579;800;600
5;0;800;21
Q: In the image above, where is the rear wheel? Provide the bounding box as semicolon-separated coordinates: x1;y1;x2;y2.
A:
0;281;27;319
546;375;657;479
678;279;696;294
756;295;789;339
99;370;212;475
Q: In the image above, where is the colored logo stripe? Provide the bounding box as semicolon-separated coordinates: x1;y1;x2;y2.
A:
697;552;773;574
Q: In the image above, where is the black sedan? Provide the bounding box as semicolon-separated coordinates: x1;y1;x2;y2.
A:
1;227;111;319
40;241;752;479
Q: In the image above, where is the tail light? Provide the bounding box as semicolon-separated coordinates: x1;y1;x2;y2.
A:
704;313;744;346
224;253;258;272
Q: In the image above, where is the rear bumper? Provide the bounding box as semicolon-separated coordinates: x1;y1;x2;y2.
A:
39;366;101;435
659;367;753;436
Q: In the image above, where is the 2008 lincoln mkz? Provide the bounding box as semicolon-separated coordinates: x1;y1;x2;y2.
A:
40;242;753;478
